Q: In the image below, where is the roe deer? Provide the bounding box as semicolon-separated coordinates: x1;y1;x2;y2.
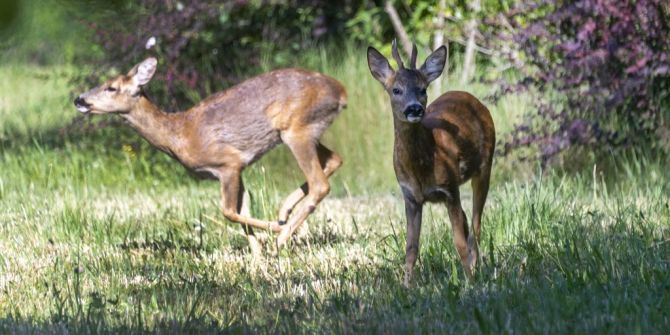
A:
74;58;346;253
367;42;495;285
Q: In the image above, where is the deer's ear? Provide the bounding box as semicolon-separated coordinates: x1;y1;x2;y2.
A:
367;47;394;86
128;57;157;86
419;46;446;83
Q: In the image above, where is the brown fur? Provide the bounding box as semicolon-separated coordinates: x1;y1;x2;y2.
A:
368;45;495;286
75;59;346;253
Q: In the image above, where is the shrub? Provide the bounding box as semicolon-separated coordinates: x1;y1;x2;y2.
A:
84;0;364;110
496;0;670;162
84;0;514;110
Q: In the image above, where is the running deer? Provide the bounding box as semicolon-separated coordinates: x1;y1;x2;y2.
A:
367;42;495;285
74;58;346;253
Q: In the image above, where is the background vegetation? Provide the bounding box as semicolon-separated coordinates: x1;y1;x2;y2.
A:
0;0;668;333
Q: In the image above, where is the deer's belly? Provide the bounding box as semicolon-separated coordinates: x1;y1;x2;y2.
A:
191;167;222;180
399;181;455;204
424;186;454;203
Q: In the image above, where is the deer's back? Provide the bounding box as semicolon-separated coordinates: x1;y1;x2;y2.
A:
184;69;346;166
423;91;495;182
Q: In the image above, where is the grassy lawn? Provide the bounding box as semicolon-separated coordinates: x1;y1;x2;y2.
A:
1;58;669;334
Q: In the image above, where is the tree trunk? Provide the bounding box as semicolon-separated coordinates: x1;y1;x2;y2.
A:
384;1;413;58
461;0;480;84
432;0;447;96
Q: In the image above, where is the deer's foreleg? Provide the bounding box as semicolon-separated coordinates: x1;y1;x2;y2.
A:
445;186;474;279
218;167;283;253
403;192;423;287
235;178;263;256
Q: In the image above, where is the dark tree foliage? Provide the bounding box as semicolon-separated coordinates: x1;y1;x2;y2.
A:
86;0;365;110
498;0;670;162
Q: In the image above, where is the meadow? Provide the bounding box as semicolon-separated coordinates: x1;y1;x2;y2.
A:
1;48;669;334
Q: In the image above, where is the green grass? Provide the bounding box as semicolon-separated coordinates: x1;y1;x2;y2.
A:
1;51;669;334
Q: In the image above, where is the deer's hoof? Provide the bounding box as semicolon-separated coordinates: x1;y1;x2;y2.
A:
276;228;292;248
277;208;291;223
465;252;478;281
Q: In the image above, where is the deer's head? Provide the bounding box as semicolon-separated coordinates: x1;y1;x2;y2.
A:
74;58;157;114
367;41;446;123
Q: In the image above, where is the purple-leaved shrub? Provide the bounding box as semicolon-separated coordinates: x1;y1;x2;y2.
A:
497;0;670;162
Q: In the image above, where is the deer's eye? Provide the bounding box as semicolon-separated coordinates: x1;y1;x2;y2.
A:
392;88;402;95
105;86;117;92
420;88;427;96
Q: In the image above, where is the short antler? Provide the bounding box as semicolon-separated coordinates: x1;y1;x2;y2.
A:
410;43;418;69
392;39;405;69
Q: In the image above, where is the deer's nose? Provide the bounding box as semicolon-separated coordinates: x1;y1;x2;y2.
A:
74;96;92;113
404;104;424;122
74;97;89;107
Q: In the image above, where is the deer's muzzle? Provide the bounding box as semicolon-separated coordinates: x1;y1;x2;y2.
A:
404;104;425;123
74;97;91;113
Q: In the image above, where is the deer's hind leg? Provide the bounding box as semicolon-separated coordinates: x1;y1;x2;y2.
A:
236;178;263;256
402;193;423;287
276;132;332;247
468;165;491;270
444;186;475;279
471;164;491;243
277;143;342;225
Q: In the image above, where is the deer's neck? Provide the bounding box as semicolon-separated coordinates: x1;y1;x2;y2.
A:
121;96;185;155
393;118;435;180
394;118;434;152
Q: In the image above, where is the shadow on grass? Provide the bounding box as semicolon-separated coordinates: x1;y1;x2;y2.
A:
1;217;668;334
0;316;254;334
118;235;211;256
